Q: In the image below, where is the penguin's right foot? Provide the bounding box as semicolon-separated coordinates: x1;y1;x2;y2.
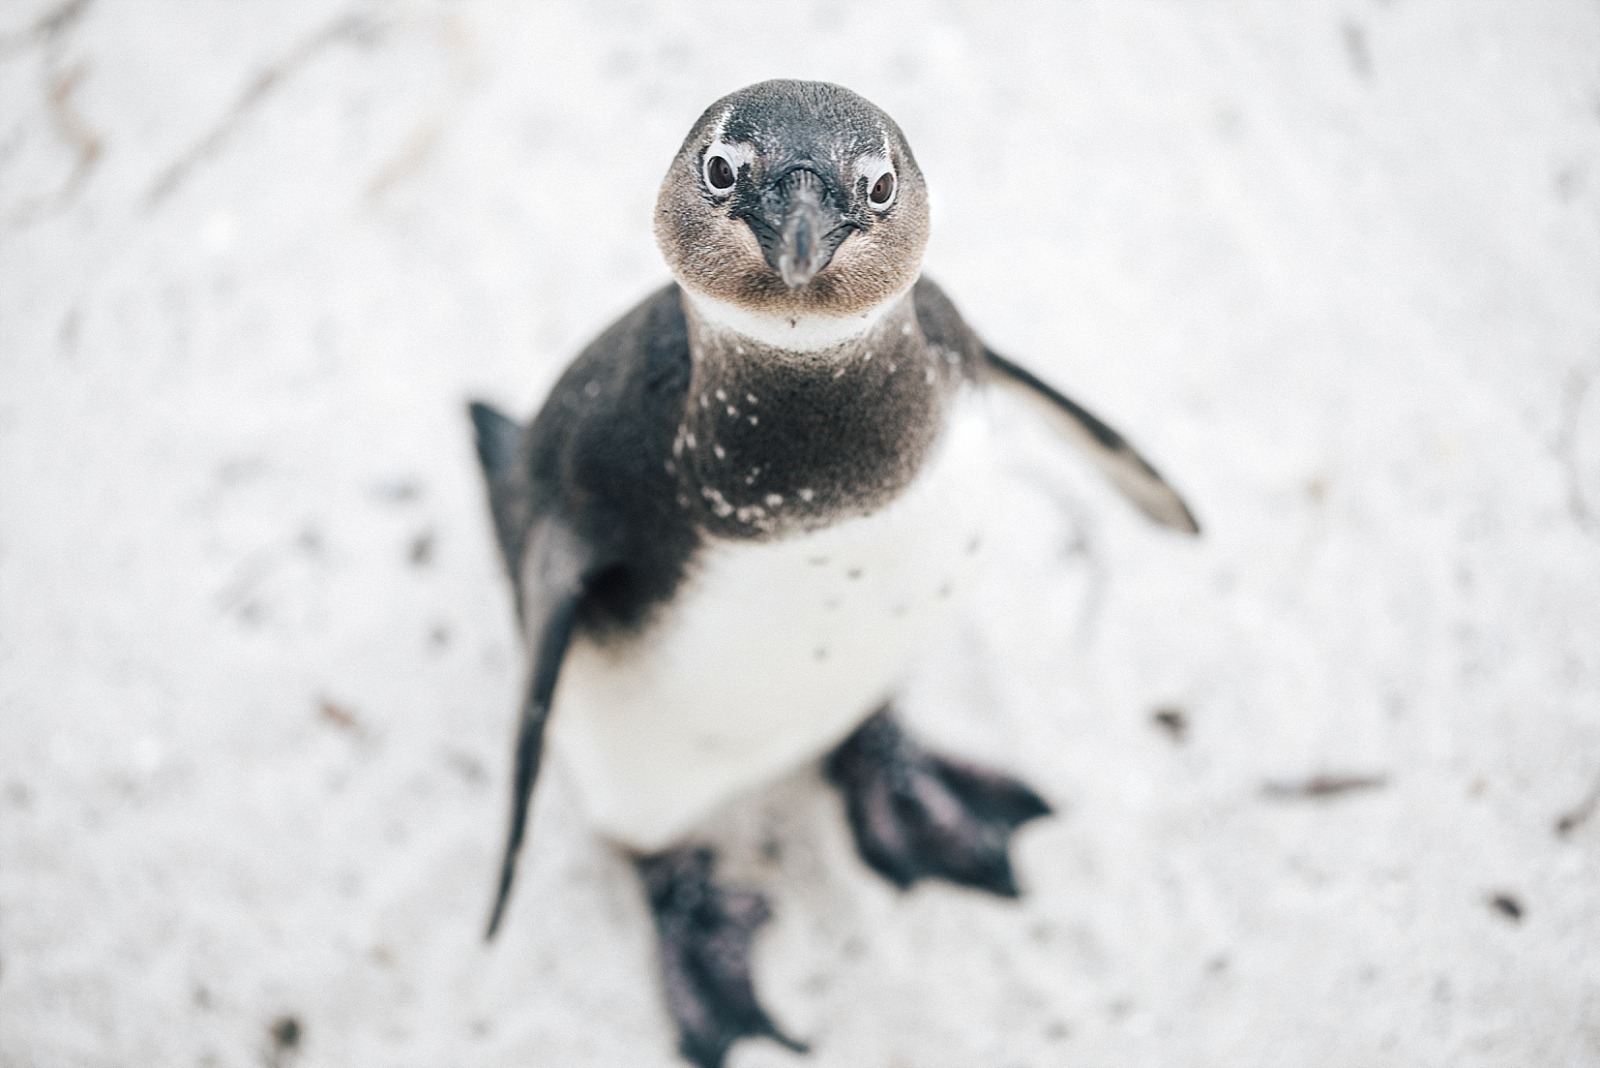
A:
635;846;807;1068
824;709;1052;897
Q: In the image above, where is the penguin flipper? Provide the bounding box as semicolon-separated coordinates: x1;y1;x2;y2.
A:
636;847;808;1068
484;519;593;939
982;348;1201;535
824;710;1052;898
467;400;533;578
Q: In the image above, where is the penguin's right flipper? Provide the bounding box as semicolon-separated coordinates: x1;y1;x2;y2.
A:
483;517;595;940
468;400;534;582
825;710;1052;898
981;348;1201;535
636;847;808;1068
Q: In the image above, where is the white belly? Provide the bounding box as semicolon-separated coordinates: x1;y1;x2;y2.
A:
547;391;995;850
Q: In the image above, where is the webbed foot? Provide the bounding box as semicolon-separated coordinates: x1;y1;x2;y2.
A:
635;847;807;1068
824;710;1052;897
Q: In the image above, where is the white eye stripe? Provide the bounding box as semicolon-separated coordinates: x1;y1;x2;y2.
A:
857;154;893;180
707;139;755;168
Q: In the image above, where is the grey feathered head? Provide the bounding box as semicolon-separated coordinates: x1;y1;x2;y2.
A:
655;80;931;321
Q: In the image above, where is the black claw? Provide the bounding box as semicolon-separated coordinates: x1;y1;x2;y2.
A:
636;847;807;1068
932;754;1053;827
825;710;1052;897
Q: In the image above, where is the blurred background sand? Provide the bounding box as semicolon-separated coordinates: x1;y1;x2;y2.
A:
2;2;1598;1065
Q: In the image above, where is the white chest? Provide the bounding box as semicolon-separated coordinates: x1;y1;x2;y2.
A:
547;391;996;850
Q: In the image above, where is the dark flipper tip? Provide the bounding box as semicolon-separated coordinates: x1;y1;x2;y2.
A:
482;801;523;943
483;858;514;942
1116;446;1202;536
1163;489;1202;537
482;593;582;944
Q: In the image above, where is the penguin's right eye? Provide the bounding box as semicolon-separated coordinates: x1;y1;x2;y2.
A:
704;151;737;193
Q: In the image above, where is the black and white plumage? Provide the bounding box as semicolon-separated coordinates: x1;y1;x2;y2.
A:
471;80;1197;1068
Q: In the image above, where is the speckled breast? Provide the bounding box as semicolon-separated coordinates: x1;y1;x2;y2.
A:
547;388;995;850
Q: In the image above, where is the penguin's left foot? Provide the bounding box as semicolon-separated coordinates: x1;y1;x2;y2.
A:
824;709;1052;897
635;846;808;1068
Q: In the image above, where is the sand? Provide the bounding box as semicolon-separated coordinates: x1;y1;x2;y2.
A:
2;2;1598;1065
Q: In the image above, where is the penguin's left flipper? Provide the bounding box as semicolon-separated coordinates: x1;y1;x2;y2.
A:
637;847;808;1068
471;401;597;940
825;710;1052;898
981;347;1201;535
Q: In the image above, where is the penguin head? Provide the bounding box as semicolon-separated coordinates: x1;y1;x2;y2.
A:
655;80;930;324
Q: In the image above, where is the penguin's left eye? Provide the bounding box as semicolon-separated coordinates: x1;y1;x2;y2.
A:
704;150;737;193
867;168;896;210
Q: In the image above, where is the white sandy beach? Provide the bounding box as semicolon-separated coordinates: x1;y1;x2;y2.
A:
2;2;1598;1065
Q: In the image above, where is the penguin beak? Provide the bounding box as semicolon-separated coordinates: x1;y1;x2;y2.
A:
743;168;854;290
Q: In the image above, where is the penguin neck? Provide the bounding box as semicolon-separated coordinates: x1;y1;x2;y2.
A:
673;288;957;538
680;286;909;353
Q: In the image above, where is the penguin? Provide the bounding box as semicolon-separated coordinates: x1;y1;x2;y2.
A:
469;79;1198;1068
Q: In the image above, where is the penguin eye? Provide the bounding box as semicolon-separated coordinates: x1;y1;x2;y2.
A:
867;168;896;210
704;150;737;193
